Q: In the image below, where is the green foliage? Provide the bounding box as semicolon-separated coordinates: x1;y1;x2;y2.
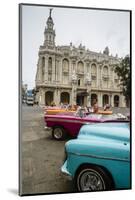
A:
115;55;130;105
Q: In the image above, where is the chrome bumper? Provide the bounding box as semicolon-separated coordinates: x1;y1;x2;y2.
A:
44;126;52;131
61;161;72;181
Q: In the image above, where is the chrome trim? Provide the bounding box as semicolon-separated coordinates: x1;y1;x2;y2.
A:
61;171;73;181
69;151;129;162
44;126;52;131
46;118;95;125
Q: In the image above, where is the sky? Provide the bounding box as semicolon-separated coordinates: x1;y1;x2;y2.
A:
21;5;130;89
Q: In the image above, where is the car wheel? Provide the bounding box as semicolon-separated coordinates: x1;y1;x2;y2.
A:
52;126;67;140
76;165;113;192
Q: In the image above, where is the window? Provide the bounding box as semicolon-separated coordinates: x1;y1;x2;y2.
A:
78;79;80;86
62;59;69;73
77;61;84;74
48;57;52;73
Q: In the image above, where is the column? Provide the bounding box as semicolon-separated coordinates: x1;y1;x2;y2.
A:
84;62;87;76
121;95;126;107
54;89;60;106
52;56;55;82
109;93;113;107
87;86;91;107
44;55;48;82
119;94;125;108
37;57;43;82
69;60;72;83
72;83;77;105
112;67;115;88
75;61;77;73
56;59;59;83
111;94;114;107
59;58;62;83
39;88;45;105
96;64;99;88
36;63;41;83
100;64;103;89
98;92;102;107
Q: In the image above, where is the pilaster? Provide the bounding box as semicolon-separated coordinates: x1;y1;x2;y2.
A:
54;89;60;106
45;55;48;82
59;58;62;83
52;56;55;82
38;57;43;82
39;88;45;105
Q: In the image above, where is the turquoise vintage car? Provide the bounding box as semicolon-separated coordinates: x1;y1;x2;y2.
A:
61;122;130;192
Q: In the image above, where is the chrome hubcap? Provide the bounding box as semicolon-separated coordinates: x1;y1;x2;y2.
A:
54;128;63;139
80;170;105;191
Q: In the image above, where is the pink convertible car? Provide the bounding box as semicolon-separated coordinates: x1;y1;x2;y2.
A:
44;111;128;140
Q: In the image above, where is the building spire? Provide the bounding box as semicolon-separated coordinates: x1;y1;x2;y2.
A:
44;8;55;48
49;8;53;18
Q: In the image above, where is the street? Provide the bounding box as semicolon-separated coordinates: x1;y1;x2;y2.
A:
20;105;74;195
20;105;130;195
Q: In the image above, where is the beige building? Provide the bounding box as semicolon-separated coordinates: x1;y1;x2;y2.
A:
35;9;126;108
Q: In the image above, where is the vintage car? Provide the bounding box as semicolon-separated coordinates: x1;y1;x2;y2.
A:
44;111;128;140
44;106;77;115
61;122;130;192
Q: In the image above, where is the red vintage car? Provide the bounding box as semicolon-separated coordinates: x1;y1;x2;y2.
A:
44;110;128;140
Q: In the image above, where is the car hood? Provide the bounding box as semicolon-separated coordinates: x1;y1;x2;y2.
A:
78;122;130;142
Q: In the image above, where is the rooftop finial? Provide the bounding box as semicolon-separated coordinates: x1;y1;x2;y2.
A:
49;8;53;17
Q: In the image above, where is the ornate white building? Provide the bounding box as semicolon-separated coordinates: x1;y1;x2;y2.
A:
35;9;126;107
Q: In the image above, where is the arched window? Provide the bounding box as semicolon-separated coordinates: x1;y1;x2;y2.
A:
60;92;70;104
62;59;69;84
91;64;96;74
48;57;52;82
91;64;97;80
103;66;108;76
102;66;109;88
62;59;69;73
42;57;45;75
77;61;84;74
48;57;52;72
91;93;98;106
91;64;97;87
45;91;54;106
103;94;109;107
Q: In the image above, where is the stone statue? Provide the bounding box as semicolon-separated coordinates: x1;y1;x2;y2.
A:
72;70;77;81
85;73;91;84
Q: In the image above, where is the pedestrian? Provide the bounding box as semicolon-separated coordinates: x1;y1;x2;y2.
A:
104;104;111;111
92;99;99;113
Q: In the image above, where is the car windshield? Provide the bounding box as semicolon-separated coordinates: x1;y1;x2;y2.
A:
75;109;87;118
87;113;102;119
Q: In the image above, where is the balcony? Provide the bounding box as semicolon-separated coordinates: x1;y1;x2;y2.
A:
77;71;84;75
91;74;96;80
102;75;109;81
62;69;69;74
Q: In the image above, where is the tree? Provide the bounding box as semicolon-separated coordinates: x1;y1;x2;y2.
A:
115;55;130;107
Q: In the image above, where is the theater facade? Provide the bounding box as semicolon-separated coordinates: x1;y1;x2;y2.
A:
35;10;126;108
